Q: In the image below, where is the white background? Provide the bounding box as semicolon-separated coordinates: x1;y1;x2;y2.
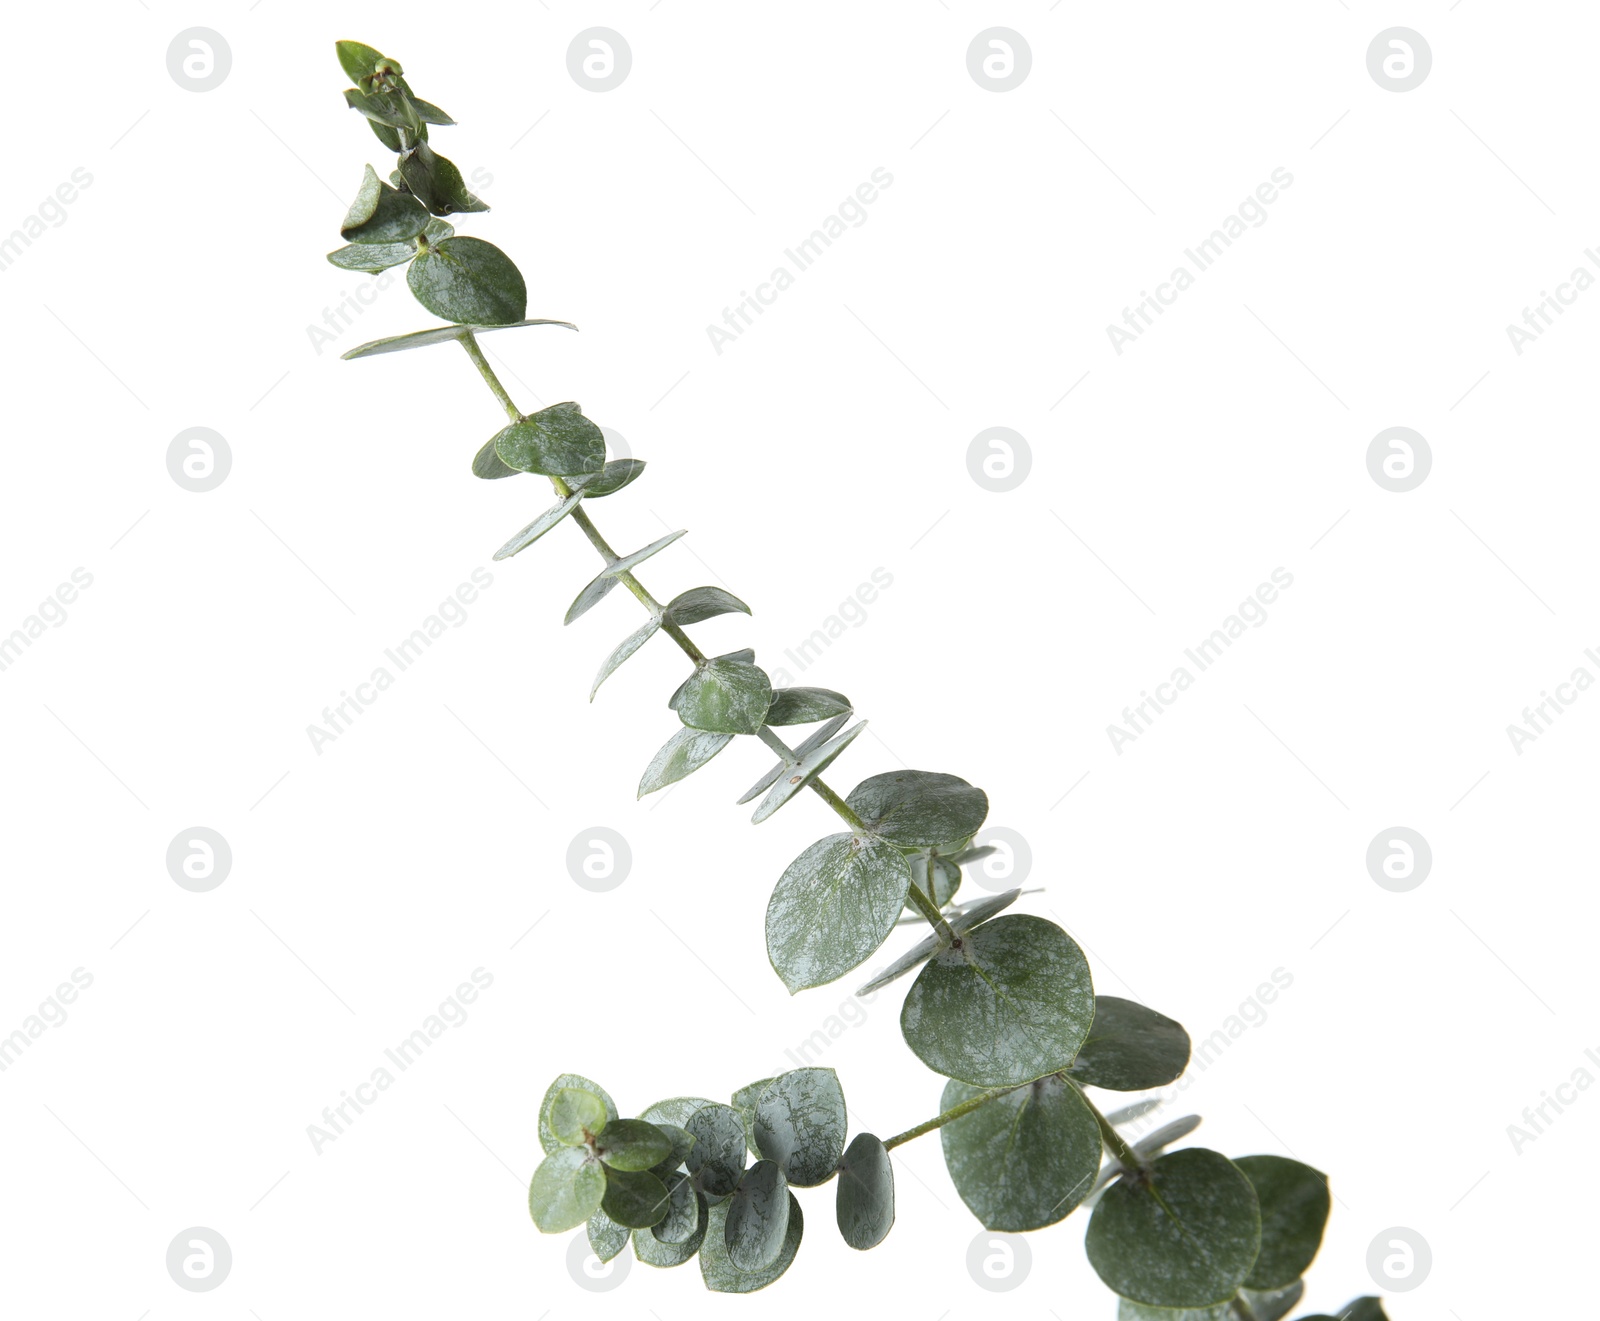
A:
1;3;1592;1318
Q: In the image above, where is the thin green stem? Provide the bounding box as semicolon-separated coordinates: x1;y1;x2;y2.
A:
1229;1298;1260;1321
1069;1077;1145;1173
882;1083;1021;1150
457;331;520;422
903;878;956;944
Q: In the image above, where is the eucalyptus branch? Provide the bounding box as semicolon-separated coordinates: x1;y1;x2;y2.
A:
326;38;1392;1321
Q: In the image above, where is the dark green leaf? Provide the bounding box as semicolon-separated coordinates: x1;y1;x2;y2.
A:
835;1132;894;1249
1085;1148;1261;1308
408;236;526;325
572;459;647;499
548;1087;608;1145
750;719;866;825
492;490;584;561
529;1147;605;1232
766;687;852;726
565;531;687;625
587;1207;631;1263
1235;1155;1330;1290
900;914;1094;1087
648;1125;696;1177
1070;996;1192;1091
410;95;455;125
471;437;519;480
738;714;849;805
638;727;735;797
1241;1280;1305;1321
665;585;752;626
675;653;773;735
846;770;989;848
685;1103;747;1199
902;850;961;912
725;1160;790;1270
855;888;1021;995
327;218;450;274
341;164;429;244
700;1194;803;1294
653;1170;701;1243
539;1074;617;1154
342;318;577;361
940;1073;1102;1230
493;402;606;477
752;1068;847;1187
596;1118;673;1172
1297;1299;1388;1321
343;86;416;130
335;40;385;83
601;1166;670;1229
633;1191;706;1267
397;140;489;215
367;117;403;151
766;832;911;993
593;617;662;700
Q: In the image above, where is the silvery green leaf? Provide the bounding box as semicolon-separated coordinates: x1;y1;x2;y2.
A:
674;652;772;735
1105;1098;1163;1127
724;1160;790;1270
699;1194;802;1294
572;458;646;498
730;1079;773;1156
638;727;735;797
593;617;662;700
1133;1115;1203;1160
766;832;911;993
752;1068;846;1187
601;1166;670;1229
1070;996;1191;1092
632;1191;706;1267
326;218;450;273
854;888;1021;995
342;318;577;360
548;1087;608;1145
529;1147;605;1233
737;714;849;805
1235;1155;1330;1290
492;490;584;561
900;914;1094;1087
471;435;519;479
493;402;605;477
565;531;687;625
653;1170;701;1244
341;164;429;244
587;1207;631;1263
685;1104;747;1199
845;770;989;848
1240;1280;1305;1321
665;585;752;626
648;1124;695;1177
940;1073;1101;1230
640;1096;717;1128
946;844;997;867
408;236;525;325
835;1132;894;1249
1116;1299;1232;1321
902;850;960;912
397;140;489;215
539;1074;617;1154
1085;1148;1261;1309
751;719;866;825
765;687;851;726
596;1119;673;1172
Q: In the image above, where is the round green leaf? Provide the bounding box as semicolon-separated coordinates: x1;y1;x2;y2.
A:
939;1073;1102;1230
766;832;912;993
493;402;605;477
540;1074;617;1154
341;164;429;244
638;727;733;798
408;236;526;325
648;1124;696;1177
587;1208;630;1263
665;585;751;626
633;1191;706;1267
730;1078;773;1156
675;654;773;735
601;1166;670;1229
640;1096;718;1128
529;1147;605;1233
766;687;851;726
572;458;647;499
471;435;519;480
752;1068;847;1187
685;1103;747;1198
327;218;450;274
1070;996;1192;1091
1085;1148;1262;1308
1234;1155;1330;1290
1296;1299;1387;1321
835;1132;894;1249
653;1170;700;1243
700;1193;803;1294
397;140;489;215
725;1160;790;1270
596;1118;673;1172
548;1087;608;1145
856;888;1021;996
1118;1282;1305;1321
901;914;1095;1087
846;769;989;848
1241;1281;1306;1321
